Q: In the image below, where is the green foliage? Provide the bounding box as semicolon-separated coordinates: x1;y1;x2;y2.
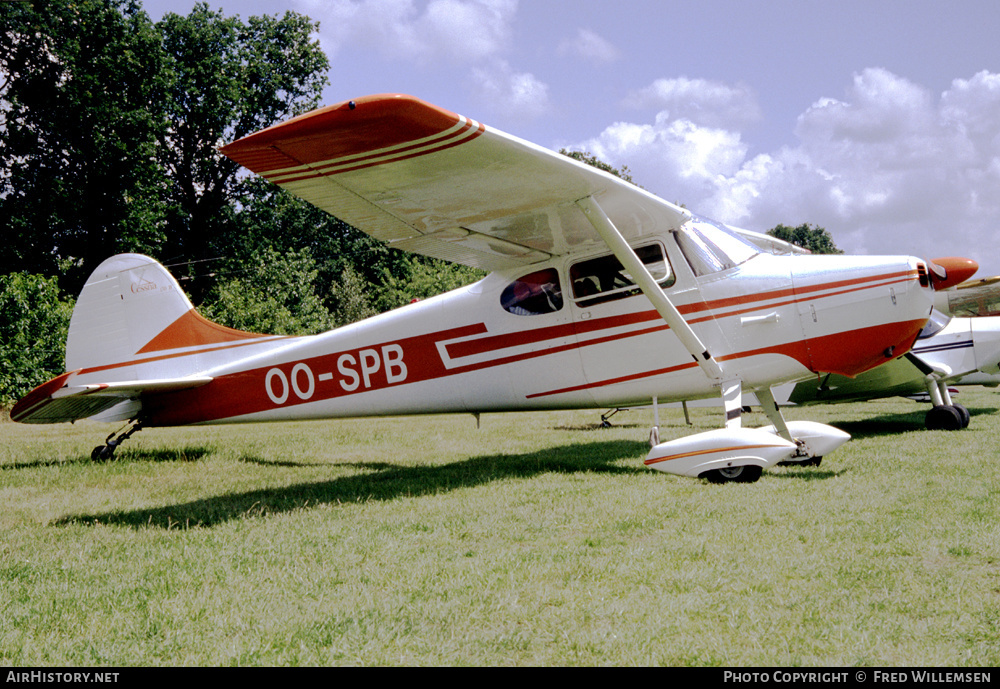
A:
155;3;329;301
329;265;378;327
198;247;335;336
228;177;411;300
375;257;486;312
767;223;843;254
0;0;482;377
0;0;329;297
559;149;644;188
0;0;169;286
0;274;74;405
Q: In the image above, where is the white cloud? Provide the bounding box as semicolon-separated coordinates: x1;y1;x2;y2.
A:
557;28;619;64
624;77;762;129
471;59;550;119
298;0;549;120
299;0;517;62
570;69;1000;273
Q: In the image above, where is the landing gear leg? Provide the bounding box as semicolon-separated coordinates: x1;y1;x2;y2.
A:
600;408;621;428
923;375;968;430
757;387;817;465
91;420;143;461
649;396;660;447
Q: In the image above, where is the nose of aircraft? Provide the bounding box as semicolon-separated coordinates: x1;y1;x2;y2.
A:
928;257;979;290
792;255;941;378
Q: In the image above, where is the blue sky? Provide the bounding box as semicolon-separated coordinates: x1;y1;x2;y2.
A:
145;0;1000;277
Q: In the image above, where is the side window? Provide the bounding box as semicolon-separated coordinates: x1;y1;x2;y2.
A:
569;243;675;308
501;268;563;316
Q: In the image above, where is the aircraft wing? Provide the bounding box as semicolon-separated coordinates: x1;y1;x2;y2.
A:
786;357;928;405
936;276;1000;316
10;372;213;424
220;94;691;271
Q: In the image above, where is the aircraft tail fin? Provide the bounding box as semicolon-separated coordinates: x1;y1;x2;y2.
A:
12;254;281;424
66;253;269;371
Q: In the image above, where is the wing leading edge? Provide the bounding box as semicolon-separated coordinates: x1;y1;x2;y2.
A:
220;94;691;271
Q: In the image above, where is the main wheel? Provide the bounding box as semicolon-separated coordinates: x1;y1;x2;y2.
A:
701;465;762;484
925;405;964;431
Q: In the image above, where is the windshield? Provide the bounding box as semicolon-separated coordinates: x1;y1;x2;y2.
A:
675;217;762;277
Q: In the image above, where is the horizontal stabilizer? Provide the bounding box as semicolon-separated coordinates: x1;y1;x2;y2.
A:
10;372;213;424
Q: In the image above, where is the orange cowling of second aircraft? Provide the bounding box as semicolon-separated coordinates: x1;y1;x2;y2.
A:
928;257;979;290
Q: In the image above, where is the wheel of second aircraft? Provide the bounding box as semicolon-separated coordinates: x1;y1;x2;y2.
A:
701;465;762;484
925;405;964;431
952;403;971;428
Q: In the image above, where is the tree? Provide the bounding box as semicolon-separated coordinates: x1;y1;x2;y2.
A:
0;1;330;299
0;0;169;287
559;149;643;188
228;177;411;301
198;246;335;336
375;257;486;313
766;224;843;254
154;3;329;301
0;273;74;405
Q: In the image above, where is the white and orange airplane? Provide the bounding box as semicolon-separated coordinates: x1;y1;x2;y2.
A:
11;95;975;483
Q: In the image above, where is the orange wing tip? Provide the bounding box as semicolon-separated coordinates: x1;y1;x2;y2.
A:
929;257;979;290
220;94;468;174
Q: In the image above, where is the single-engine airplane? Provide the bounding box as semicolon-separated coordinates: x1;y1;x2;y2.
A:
11;94;973;482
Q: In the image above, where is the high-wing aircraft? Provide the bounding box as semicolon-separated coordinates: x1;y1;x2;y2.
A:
11;94;970;483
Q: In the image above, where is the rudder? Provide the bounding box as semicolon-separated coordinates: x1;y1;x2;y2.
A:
66;254;196;371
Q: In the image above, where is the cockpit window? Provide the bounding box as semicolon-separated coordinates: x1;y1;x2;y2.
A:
501;268;563;316
569;243;674;308
675;218;761;277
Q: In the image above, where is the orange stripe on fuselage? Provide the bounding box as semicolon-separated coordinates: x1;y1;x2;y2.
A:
138;314;926;426
446;269;920;361
528;318;926;400
65;268;920;389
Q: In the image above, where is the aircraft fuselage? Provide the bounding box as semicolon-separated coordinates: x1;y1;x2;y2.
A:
139;222;933;426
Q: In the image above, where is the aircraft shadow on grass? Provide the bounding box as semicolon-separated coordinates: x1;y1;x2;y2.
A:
55;439;652;529
3;446;213;471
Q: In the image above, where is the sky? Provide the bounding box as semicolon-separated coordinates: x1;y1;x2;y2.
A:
143;0;1000;277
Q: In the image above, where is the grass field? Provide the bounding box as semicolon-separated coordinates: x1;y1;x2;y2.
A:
2;390;998;666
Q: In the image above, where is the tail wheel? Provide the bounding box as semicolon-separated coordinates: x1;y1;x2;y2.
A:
701;465;762;484
91;445;115;462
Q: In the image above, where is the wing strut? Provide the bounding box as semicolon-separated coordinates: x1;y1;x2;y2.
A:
575;195;725;382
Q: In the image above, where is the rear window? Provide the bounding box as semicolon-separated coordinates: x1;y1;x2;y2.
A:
500;268;563;316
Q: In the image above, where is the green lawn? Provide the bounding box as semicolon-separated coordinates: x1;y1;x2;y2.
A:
2;390;998;666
